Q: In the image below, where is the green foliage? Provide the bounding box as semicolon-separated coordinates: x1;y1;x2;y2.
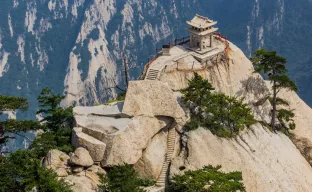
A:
0;96;40;149
181;73;215;107
251;49;297;94
0;119;43;133
0;88;73;156
37;87;73;131
99;164;154;192
105;91;127;105
269;74;298;92
30;128;73;158
268;97;295;134
117;91;126;101
183;118;202;132
0;95;28;112
0;150;72;192
168;165;245;192
277;109;296;133
269;97;289;106
31;87;74;156
251;48;287;75
182;73;256;137
0;87;74;191
251;49;297;132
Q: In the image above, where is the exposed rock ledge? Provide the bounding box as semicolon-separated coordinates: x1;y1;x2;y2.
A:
72;80;186;173
157;41;312;191
171;124;312;192
66;40;312;192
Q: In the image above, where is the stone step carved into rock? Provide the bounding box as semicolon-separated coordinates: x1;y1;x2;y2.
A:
156;123;177;186
145;68;160;80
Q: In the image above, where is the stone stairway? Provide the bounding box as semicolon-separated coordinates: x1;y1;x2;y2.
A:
145;68;160;80
156;126;176;186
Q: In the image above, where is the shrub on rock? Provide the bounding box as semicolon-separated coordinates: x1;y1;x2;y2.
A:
168;165;245;192
182;73;256;137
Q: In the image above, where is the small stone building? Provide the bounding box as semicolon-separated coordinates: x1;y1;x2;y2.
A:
186;14;218;52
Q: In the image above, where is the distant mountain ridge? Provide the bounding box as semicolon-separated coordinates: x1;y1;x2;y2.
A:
0;0;311;120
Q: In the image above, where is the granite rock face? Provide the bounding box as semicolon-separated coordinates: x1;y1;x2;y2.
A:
70;147;94;167
87;165;106;175
134;131;168;180
171;124;312;192
122;80;186;125
73;102;125;117
44;148;102;192
44;149;70;171
55;168;68;177
72;127;106;162
67;41;312;192
71;81;183;167
64;175;99;192
102;116;171;166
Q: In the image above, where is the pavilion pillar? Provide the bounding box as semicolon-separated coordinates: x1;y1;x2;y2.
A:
200;39;203;51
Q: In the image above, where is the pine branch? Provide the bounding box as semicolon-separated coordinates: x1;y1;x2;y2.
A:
0;96;28;112
0;119;43;133
12;132;33;142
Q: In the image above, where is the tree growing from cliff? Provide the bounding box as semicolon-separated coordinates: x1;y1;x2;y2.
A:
0;149;71;192
168;165;245;192
0;88;73;191
31;87;74;157
0;95;42;154
182;73;256;137
99;164;154;192
251;49;298;132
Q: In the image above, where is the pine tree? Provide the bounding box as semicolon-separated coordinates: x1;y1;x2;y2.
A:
37;87;73;131
251;49;298;132
0;96;42;154
31;87;74;156
0;88;73;191
168;165;245;192
181;73;256;137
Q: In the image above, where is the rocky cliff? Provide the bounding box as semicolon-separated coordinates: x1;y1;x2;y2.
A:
66;38;312;192
1;0;312;117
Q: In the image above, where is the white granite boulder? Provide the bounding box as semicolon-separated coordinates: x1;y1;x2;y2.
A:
64;175;99;192
73;101;132;134
102;116;170;166
134;131;167;180
70;147;94;167
72;166;84;173
74;114;131;134
73;101;126;117
55;168;68;177
171;124;312;192
72;80;184;167
122;80;186;124
44;149;70;170
87;165;106;175
72;127;106;162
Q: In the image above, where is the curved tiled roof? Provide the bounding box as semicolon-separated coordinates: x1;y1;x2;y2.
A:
186;14;217;29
